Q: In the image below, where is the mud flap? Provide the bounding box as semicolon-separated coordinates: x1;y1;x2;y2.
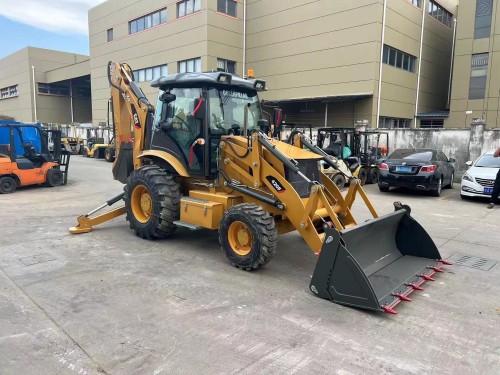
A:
309;210;449;313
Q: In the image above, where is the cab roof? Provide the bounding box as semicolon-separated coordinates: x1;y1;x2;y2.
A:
151;72;266;92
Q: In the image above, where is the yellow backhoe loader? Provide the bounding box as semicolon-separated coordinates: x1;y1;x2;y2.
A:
70;62;450;314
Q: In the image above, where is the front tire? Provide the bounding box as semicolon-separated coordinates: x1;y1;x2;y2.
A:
379;185;389;192
124;165;181;239
219;203;277;270
0;176;16;194
46;169;63;187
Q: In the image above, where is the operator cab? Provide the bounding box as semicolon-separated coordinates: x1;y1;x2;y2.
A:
151;72;267;179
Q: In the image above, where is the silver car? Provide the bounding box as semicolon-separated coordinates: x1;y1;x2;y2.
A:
461;150;500;199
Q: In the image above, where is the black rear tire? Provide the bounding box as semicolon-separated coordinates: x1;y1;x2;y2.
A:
0;176;16;194
379;185;389;192
124;165;181;239
46;169;63;187
332;174;345;190
105;147;115;162
446;172;454;189
219;203;277;270
368;168;379;184
431;177;442;197
357;167;368;185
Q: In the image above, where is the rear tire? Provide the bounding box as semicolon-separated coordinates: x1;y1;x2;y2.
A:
332;174;345;190
46;169;63;187
105;147;115;162
379;185;389;192
0;176;16;194
446;172;454;189
368;168;379;184
431;177;442;197
357;168;368;185
219;203;277;271
124;165;181;239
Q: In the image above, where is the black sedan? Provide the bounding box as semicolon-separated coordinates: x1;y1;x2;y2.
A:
378;148;455;196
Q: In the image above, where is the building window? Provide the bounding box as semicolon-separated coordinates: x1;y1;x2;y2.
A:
217;0;237;17
379;117;412;129
0;85;18;99
420;119;444;128
178;58;201;73
107;28;113;42
474;0;493;39
129;8;167;34
407;0;421;7
133;64;168;82
382;45;416;73
427;1;453;27
38;82;70;96
469;53;489;100
178;0;201;18
217;58;236;74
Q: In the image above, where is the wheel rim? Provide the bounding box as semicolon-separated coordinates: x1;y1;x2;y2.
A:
1;179;14;192
228;221;253;256
437;178;442;194
131;185;153;223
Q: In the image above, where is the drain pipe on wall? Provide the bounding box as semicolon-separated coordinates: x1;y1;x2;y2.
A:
242;0;247;77
376;0;387;128
32;65;37;122
447;18;457;108
414;0;427;128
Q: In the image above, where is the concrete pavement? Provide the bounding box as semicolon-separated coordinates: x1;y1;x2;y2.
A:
0;156;499;374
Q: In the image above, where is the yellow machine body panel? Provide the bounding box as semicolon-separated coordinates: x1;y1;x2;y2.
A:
138;150;189;177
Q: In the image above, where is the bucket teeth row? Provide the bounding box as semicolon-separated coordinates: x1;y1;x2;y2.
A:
382;262;451;315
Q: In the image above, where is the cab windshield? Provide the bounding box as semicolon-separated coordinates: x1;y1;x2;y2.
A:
208;88;262;134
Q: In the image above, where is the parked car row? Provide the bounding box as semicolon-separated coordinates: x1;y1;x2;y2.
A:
374;147;499;200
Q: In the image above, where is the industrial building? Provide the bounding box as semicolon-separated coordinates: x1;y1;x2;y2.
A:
446;0;500;128
88;0;458;129
0;47;92;124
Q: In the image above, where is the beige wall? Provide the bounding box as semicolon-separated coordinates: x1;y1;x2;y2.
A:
0;48;33;122
447;0;500;128
88;0;457;128
0;47;91;124
379;0;456;127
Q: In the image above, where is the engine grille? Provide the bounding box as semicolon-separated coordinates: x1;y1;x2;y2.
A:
475;177;495;187
285;159;319;198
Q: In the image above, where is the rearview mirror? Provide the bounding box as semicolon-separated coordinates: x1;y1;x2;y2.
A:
160;92;176;103
449;157;456;163
465;161;472;166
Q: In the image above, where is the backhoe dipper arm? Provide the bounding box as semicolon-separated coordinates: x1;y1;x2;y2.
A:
108;61;154;171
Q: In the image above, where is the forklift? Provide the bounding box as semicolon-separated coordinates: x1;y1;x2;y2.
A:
0;121;70;194
317;128;389;185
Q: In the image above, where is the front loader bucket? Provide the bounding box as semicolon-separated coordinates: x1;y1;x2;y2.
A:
310;210;450;314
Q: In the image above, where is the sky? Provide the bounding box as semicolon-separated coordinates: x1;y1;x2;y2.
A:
0;0;107;59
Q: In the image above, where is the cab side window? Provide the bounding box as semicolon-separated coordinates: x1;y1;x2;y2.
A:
163;88;203;171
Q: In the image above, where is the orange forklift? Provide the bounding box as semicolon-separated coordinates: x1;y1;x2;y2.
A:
0;122;70;194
